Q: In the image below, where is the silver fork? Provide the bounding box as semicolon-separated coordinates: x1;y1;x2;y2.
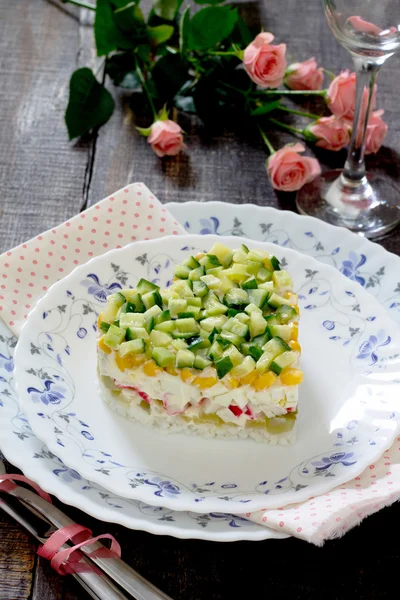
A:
0;460;173;600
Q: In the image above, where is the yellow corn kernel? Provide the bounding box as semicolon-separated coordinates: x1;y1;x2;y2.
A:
98;336;112;355
280;368;304;386
143;360;162;377
227;376;240;389
290;324;299;341
289;340;301;353
193;376;218;389
195;252;206;260
180;368;195;383
115;353;145;372
294;305;300;315
253;371;277;391
240;370;258;386
97;313;103;328
166;366;179;376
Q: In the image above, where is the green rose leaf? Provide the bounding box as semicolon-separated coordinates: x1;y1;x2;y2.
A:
95;0;137;56
174;93;196;114
187;6;238;51
106;53;141;89
147;25;175;46
251;101;282;116
65;68;115;139
152;0;180;21
113;2;145;32
152;53;189;102
179;6;190;54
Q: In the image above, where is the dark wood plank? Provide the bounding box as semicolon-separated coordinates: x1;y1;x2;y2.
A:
0;0;91;254
0;513;35;600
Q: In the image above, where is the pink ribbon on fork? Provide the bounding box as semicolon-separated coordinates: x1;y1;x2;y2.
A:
0;472;121;575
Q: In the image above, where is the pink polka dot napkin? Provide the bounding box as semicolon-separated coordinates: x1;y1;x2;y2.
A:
0;183;184;335
1;183;398;544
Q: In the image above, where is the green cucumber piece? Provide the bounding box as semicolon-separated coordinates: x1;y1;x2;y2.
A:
241;343;263;361
222;345;243;366
215;356;233;379
144;305;162;319
270;256;281;271
176;317;199;333
152;347;175;367
189;266;205;281
224;288;248;308
224;318;248;338
249;312;267;338
256;336;291;374
137;279;160;294
252;331;271;347
99;321;111;333
273;270;292;290
183;256;200;269
154;319;175;333
174;265;191;279
227;307;242;318
268;292;288;309
200;274;222;290
264;314;279;326
176;349;195;368
192;280;209;297
188;336;205;351
194;355;212;370
154;309;171;325
188;297;202;307
270;351;297;375
125;327;149;341
171;339;188;351
118;339;145;356
119;312;145;329
144;316;155;334
209;340;223;361
125;292;145;313
102;292;127;322
241;277;258;290
170;279;194;298
199;254;221;269
247;249;268;262
113;319;120;328
219;330;244;348
245;260;262;275
208;327;219;343
247;288;270;308
150;330;172;347
245;303;263;315
216;336;231;348
103;324;126;349
267;324;292;342
206;266;224;277
203;293;228;316
257;267;273;283
275;304;297;324
208;243;234;267
235;312;250;323
231;355;256;377
224;263;248;282
169;298;187;318
142;290;162;310
200;315;228;331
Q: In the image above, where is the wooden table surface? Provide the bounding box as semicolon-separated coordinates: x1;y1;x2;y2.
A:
1;1;400;599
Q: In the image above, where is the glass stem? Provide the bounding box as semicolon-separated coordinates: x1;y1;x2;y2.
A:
342;58;379;184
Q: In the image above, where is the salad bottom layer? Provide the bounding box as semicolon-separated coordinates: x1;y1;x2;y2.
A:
100;376;297;445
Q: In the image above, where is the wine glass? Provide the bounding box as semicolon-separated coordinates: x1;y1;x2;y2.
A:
296;1;400;238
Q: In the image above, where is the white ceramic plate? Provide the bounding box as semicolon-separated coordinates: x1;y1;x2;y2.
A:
14;233;400;514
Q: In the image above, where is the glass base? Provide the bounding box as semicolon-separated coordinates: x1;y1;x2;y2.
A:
296;170;400;239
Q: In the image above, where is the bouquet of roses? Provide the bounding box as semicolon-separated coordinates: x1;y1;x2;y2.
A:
64;0;388;191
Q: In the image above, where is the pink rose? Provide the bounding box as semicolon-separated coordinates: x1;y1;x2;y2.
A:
148;120;185;158
267;143;321;192
347;16;382;35
364;110;388;154
308;115;351;151
285;57;324;91
243;32;287;89
327;70;376;122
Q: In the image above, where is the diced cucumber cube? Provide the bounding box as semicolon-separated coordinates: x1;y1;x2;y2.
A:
218;275;235;293
209;340;223;361
161;290;178;304
176;318;200;334
150;330;172;347
222;344;244;366
125;292;145;313
188;336;205;351
267;324;292;341
170;279;194;298
252;331;271;347
142;290;162;310
169;298;187;318
224;264;248;282
247;288;270;308
103;324;126;349
192;281;208;297
171;339;188;351
244;303;262;315
245;260;262;275
102;293;127;322
232;247;249;263
126;327;149;341
241;277;258;290
199;315;228;331
99;321;111;333
188;297;202;307
183;256;200;269
235;312;250;324
273;270;293;290
176;349;195;368
224;288;248;308
267;292;288;308
200;274;222;290
137;279;160;294
203;293;228;316
207;266;224;277
208;327;219;343
270;351;297;375
144;305;162;319
199;254;221;269
119;312;145;329
189;266;205;281
247;249;268;262
215;356;233;379
275;304;297;324
178;307;202;319
231;355;256;377
155;309;171;325
208;243;234;267
144;316;155;333
219;331;244;348
118;339;146;356
257;267;273;283
194;355;212;370
152;347;175;367
256;337;290;374
270;256;281;271
154;319;175;333
259;281;274;292
174;265;191;279
224;318;248;338
216;336;231;348
249;312;267;338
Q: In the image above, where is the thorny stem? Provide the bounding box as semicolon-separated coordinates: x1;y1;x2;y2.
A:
135;58;157;119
